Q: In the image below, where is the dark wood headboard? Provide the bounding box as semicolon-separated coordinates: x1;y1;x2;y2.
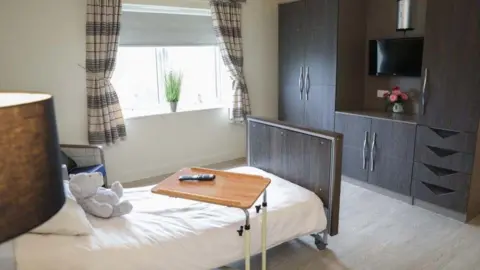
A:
247;117;343;236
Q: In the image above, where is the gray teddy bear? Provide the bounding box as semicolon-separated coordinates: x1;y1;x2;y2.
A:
69;172;133;218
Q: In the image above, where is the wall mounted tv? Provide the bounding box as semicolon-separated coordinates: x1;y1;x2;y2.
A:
368;37;424;77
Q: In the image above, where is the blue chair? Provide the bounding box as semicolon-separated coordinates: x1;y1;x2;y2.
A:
60;144;108;187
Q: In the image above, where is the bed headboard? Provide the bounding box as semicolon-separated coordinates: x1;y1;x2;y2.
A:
247;117;343;236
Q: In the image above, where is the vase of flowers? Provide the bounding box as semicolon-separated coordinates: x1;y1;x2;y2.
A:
164;71;183;113
384;86;409;113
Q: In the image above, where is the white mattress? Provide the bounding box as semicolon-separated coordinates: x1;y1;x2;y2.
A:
14;166;326;270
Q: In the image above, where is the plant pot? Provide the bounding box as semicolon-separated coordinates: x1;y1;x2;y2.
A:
392;103;404;113
169;102;178;113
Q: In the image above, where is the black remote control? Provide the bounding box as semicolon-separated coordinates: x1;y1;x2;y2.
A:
179;174;216;181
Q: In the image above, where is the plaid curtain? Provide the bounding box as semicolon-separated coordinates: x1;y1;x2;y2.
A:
86;0;126;145
210;0;251;122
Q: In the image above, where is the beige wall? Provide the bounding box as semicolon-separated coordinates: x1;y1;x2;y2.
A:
363;0;427;113
0;242;14;270
0;0;278;184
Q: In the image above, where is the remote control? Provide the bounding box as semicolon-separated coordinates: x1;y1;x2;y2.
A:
178;174;216;181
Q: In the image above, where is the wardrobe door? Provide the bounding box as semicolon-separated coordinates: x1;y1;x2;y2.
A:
278;1;306;126
419;0;480;132
303;0;338;131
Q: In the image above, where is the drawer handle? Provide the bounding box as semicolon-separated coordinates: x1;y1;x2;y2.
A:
370;132;377;172
427;146;457;158
298;66;304;100
422;181;454;196
421;68;428;115
424;164;457;177
429;127;458;139
362;131;369;170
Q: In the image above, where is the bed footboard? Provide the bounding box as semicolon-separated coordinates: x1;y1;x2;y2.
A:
246;117;343;236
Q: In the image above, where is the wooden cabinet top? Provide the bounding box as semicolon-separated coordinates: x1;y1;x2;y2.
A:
336;110;418;125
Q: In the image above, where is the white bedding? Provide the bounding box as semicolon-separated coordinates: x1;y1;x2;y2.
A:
14;166;326;270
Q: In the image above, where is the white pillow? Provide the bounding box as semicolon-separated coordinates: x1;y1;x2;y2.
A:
30;181;93;236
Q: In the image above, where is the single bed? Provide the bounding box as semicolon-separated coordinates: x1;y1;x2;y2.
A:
13;117;343;270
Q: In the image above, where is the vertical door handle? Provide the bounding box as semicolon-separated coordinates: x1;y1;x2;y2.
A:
370;132;377;172
305;66;310;101
362;131;369;170
421;68;428;115
298;66;304;100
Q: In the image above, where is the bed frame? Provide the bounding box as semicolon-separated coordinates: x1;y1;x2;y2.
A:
246;117;343;249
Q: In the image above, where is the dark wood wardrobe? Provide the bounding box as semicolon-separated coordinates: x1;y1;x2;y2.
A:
278;0;366;132
278;0;337;131
278;0;480;222
412;0;480;221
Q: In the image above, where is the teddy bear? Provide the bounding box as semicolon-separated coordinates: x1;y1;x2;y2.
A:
69;172;133;219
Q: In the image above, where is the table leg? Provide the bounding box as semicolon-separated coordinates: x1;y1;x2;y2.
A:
243;209;251;270
261;191;267;270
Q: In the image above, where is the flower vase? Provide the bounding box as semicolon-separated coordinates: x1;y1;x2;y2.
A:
392;103;404;113
169;102;178;113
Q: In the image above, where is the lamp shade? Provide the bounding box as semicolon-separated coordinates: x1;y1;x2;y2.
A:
0;92;65;243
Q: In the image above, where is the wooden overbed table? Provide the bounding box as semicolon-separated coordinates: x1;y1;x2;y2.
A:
151;167;271;270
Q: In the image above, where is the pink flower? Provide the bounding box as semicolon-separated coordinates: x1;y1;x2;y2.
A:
401;93;409;101
389;94;398;103
383;92;390;98
392;86;401;96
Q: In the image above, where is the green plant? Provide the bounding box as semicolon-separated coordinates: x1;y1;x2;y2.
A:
164;71;183;102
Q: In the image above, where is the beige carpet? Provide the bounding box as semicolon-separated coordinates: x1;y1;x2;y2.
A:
224;180;480;270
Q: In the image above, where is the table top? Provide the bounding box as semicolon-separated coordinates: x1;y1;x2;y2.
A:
151;167;271;209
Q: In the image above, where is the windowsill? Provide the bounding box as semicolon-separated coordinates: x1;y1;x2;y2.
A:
124;103;225;120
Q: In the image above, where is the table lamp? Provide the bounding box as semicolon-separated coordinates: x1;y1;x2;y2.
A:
0;92;65;243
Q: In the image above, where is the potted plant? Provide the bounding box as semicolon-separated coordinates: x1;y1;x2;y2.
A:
164;71;183;112
383;86;409;113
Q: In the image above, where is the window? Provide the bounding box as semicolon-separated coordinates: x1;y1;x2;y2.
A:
112;5;231;118
112;46;230;118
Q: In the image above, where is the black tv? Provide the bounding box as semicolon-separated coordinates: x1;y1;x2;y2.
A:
368;37;424;77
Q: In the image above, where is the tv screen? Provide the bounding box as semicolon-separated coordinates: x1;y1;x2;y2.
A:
369;37;424;77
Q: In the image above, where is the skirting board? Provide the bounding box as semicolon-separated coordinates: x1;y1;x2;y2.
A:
413;199;467;222
342;176;413;205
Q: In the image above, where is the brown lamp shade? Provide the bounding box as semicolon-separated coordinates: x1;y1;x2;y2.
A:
0;92;65;243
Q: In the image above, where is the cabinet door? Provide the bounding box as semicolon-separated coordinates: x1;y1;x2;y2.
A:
419;0;480;132
304;0;338;86
370;119;416;161
305;85;335;131
278;1;306;125
303;0;338;131
368;119;416;195
342;146;369;182
368;156;414;196
334;113;371;182
334;113;371;148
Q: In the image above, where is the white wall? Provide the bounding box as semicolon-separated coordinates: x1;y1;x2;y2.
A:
0;0;278;184
0;242;14;270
